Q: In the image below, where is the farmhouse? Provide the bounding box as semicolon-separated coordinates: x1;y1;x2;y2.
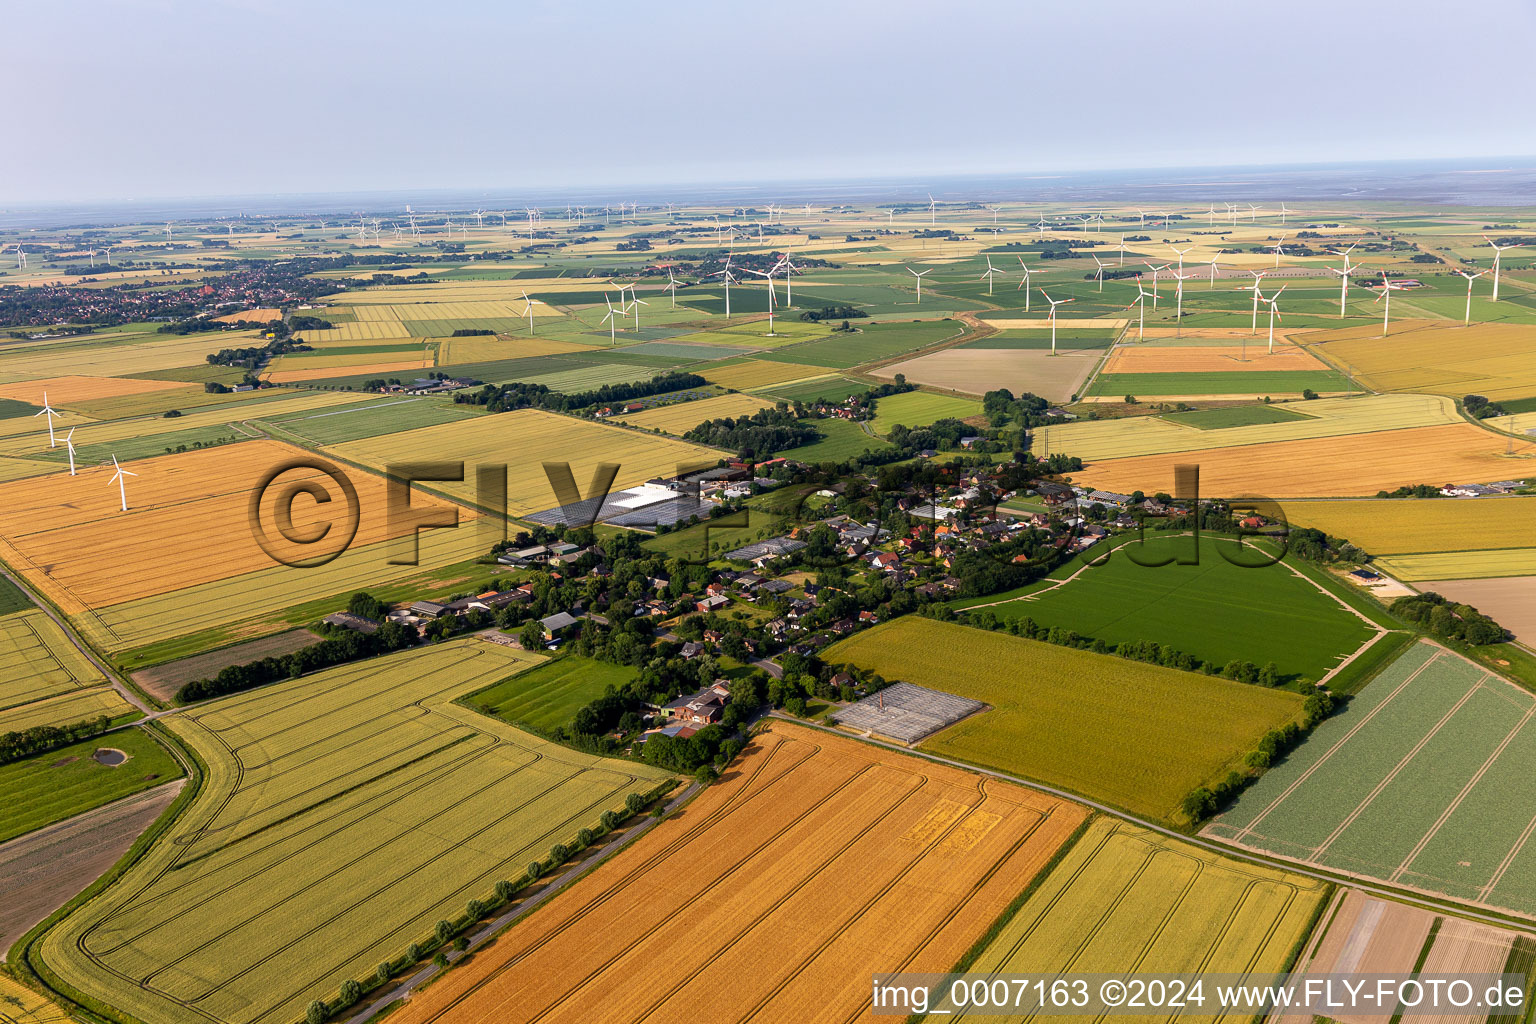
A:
662;681;732;724
538;611;580;638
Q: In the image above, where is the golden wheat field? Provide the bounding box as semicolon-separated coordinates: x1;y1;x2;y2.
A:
211;308;281;324
0;439;474;614
265;359;433;383
1070;423;1536;498
435;336;589;364
700;359;830;390
1282;496;1536;554
0;332;264;379
1306;321;1536;400
614;393;774;434
1042;393;1458;461
1375;548;1536;582
329;408;723;517
0;375;194;407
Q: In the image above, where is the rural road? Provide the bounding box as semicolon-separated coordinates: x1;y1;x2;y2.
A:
343;780;702;1024
768;712;1536;934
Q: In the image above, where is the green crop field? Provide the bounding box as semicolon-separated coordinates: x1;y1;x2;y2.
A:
961;328;1117;349
0;726;182;843
36;639;670;1024
952;534;1377;684
936;817;1328;1019
0;574;31;616
756;375;869;404
780;418;892;463
870;391;982;433
1161;405;1315;429
825;618;1304;823
757;320;963;368
1088;370;1357;396
467;654;636;732
257;396;482;445
1206;641;1536;918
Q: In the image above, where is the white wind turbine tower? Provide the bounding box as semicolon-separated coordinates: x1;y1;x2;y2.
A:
980;256;1006;295
163;222;173;237
1125;276;1155;341
601;295;620;344
1484;235;1521;302
64;428;78;476
1090;255;1109;292
525;208;538;240
1456;269;1488;326
1279;202;1291;225
1259;285;1286;353
987;205;1004;230
520;290;543;334
711;258;738;319
1374;272;1406;336
1207;256;1221;288
34;392;60;447
1116;235;1129;266
665;268;680;307
1207;203;1217;227
103;246;112;265
1144;262;1169;308
927;193;937;226
779;253;802;306
109;455;136;512
1172;270;1196;336
1078;214;1093;235
747;266;778;334
1036;215;1049;239
907;266;932;302
1245;270;1268;334
1268;234;1288;268
1247;203;1261;223
1039;289;1075;355
1015;258;1044;311
1137;208;1147;228
473;209;485;229
1169;244;1191;278
886;209;895;228
1227;202;1239;226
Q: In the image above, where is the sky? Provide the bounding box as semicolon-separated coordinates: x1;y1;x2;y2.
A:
7;0;1536;204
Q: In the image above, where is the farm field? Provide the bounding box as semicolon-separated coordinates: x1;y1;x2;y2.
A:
435;336;589;364
1042;393;1458;460
781;418;892;463
1416;577;1536;641
936;817;1328;1021
956;534;1377;684
869;390;982;433
756;375;868;404
0;609;130;734
129;628;321;702
1307;322;1536;401
0;727;182;843
757;320;963;367
699;358;829;390
36;640;668;1024
1086;369;1356;397
1281;497;1536;554
467;655;634;733
1068;423;1536;498
613;393;772;434
1205;641;1536;919
266;358;432;384
0;333;253;379
257;395;482;445
1162;404;1313;429
385;720;1088;1024
1103;342;1331;373
875;346;1100;402
329;408;722;517
1375;549;1536;582
0;439;476;614
0;375;193;409
825;618;1304;823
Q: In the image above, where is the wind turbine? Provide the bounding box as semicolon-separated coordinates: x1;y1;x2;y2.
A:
1125;276;1155;341
1374;271;1406;336
601;295;620;344
908;266;932;302
1116;235;1129;266
1078;213;1093;235
1207;256;1221;288
64;428;78;475
1227;202;1239;226
1039;289;1074;355
711;258;737;318
109;455;136;512
980;256;1005;295
1090;255;1109;292
780;253;801;306
1268;234;1288;268
1484;235;1521;302
163;222;173;237
525;208;538;240
1207;203;1217;227
1035;216;1049;239
1136;208;1147;228
665;268;680;307
1169;244;1191;277
1144;262;1169;308
747;267;778;334
927;193;937;226
34;392;60;448
1279;202;1291;225
1259;285;1286;353
1456;269;1488;326
1247;203;1261;222
1172;270;1196;336
1015;258;1044;311
1245;270;1268;334
520;290;543;334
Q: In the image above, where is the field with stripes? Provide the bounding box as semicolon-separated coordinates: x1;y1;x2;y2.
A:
385;721;1088;1024
1205;641;1536;919
36;640;668;1024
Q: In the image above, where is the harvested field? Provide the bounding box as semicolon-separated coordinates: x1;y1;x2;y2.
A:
874;347;1100;402
0;609;125;734
0;375;192;409
1281;890;1525;1024
385;720;1087;1024
38;640;667;1024
700;359;829;389
1104;343;1329;373
0;439;475;614
1309;322;1536;401
436;337;588;364
940;817;1328;1022
130;628;321;702
329;408;722;517
1282;497;1536;555
211;308;281;324
0;781;183;955
265;358;432;384
1206;641;1536;920
1043;393;1457;461
1068;423;1536;498
1418;577;1536;641
614;393;773;434
826;618;1303;823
